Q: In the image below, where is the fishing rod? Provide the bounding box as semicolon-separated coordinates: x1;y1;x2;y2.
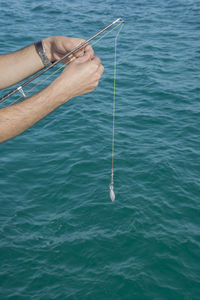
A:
0;18;124;104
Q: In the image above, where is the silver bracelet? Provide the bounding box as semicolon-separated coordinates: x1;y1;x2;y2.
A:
34;40;52;67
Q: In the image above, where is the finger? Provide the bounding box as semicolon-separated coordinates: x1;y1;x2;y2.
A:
84;44;94;58
68;56;76;64
95;65;104;81
71;38;85;49
60;54;76;65
73;39;87;58
91;56;101;66
74;43;94;59
74;48;85;58
75;51;91;63
98;64;104;75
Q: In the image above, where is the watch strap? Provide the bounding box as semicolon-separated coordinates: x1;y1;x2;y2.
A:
34;40;52;67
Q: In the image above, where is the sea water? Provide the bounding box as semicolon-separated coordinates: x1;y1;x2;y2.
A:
0;0;200;299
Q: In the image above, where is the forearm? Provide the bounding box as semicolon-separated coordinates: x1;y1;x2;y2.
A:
0;47;104;143
0;82;69;143
0;44;44;89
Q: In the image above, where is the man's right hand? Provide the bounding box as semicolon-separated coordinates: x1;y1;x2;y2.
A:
51;50;104;104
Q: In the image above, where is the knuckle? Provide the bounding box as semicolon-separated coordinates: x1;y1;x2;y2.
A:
100;65;104;74
93;56;101;64
97;72;102;80
94;80;99;87
94;72;101;81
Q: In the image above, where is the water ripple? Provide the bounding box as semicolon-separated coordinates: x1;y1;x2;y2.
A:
1;0;200;299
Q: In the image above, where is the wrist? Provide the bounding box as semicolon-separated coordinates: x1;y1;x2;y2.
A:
48;76;72;105
34;39;52;67
42;37;54;63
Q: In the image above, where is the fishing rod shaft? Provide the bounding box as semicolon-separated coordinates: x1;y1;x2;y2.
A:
0;18;124;104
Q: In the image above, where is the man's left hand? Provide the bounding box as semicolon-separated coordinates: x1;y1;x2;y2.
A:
43;36;94;64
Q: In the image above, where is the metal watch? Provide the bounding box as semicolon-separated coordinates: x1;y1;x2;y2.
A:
34;40;52;67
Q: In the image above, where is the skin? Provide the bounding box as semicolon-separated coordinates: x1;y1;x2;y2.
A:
0;36;104;143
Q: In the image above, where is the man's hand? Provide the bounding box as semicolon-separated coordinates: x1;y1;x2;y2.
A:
50;50;104;103
43;36;94;63
44;36;104;102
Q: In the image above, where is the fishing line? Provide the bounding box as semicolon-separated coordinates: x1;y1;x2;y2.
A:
91;22;122;47
109;22;124;202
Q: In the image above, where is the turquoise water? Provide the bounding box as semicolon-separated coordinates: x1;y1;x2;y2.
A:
0;0;200;299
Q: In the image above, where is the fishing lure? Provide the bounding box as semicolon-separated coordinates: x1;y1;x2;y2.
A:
110;184;115;202
110;169;115;202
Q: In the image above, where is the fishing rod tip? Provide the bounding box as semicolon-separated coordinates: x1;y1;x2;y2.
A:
113;18;125;25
